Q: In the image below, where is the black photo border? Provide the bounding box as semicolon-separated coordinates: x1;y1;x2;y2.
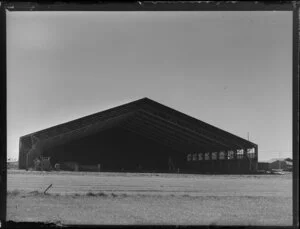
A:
0;1;299;228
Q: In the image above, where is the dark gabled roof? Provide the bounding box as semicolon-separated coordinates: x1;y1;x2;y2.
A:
20;97;257;153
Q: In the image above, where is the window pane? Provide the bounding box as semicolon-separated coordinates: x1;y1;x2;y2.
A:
198;153;203;160
205;152;210;160
228;150;234;160
237;149;244;159
212;152;217;160
192;153;197;161
187;154;191;161
247;148;255;158
219;151;225;160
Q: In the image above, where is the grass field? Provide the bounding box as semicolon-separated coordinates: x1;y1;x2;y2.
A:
7;170;292;225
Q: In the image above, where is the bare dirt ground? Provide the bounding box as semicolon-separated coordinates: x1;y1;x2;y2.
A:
7;170;292;226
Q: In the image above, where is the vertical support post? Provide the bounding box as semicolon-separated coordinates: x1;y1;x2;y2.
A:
211;152;214;173
216;151;220;173
234;149;237;173
254;146;258;171
243;148;248;160
254;146;258;160
26;153;29;170
226;150;230;173
233;149;237;160
237;150;241;172
225;150;228;160
244;148;251;172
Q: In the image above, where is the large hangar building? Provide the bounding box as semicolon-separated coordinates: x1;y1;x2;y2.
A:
19;98;258;173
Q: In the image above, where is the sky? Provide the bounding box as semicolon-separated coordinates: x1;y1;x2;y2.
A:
7;11;292;161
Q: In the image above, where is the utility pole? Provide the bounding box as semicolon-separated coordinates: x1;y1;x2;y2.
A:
247;132;250;141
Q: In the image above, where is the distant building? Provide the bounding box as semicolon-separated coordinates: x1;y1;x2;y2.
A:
269;160;293;171
258;158;293;171
19;98;258;174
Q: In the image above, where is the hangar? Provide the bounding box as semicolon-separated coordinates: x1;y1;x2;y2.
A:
19;98;258;173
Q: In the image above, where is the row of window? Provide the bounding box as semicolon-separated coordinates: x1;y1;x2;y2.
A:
187;149;256;161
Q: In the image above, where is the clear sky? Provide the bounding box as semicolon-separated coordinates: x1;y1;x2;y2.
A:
7;11;292;161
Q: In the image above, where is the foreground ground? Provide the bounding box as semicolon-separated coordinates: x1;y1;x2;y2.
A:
7;170;292;225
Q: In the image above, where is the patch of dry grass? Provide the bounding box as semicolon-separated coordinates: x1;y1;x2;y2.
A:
7;193;292;225
7;171;292;225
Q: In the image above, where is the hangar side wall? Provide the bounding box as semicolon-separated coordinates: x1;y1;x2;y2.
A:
19;129;257;174
185;159;258;174
19;136;33;169
42;127;185;172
